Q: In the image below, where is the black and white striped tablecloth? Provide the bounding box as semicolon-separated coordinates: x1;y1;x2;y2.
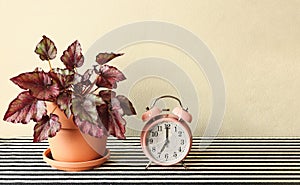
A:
1;137;300;184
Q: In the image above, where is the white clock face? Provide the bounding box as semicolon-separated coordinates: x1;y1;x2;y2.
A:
145;121;191;165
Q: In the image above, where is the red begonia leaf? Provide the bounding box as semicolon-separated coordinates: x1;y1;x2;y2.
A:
74;69;93;87
97;104;110;130
74;117;104;138
72;94;104;137
56;91;72;118
116;95;136;116
60;40;84;70
34;35;57;61
96;65;126;89
99;90;116;102
110;98;126;136
97;97;126;139
10;71;60;101
95;52;123;65
3;91;46;124
33;114;61;142
82;69;93;82
49;68;74;90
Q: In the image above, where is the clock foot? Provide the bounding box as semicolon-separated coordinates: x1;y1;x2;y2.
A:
181;160;188;170
145;161;152;169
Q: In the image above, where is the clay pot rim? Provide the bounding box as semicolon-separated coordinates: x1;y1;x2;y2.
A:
43;148;110;171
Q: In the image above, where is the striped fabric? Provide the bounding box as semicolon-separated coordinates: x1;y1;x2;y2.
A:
1;137;300;184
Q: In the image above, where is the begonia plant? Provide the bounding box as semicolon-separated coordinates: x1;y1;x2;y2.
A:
3;35;136;142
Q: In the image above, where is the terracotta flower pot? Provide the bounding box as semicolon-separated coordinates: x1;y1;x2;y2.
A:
46;102;107;162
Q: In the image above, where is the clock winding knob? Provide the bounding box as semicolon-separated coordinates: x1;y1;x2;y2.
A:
172;107;192;123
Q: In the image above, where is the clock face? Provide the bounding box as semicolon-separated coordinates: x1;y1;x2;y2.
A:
141;116;192;165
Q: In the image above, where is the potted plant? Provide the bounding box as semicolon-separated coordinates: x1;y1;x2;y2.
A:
3;35;136;171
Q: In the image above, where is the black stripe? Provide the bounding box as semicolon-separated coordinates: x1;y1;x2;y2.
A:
1;168;300;172
2;171;300;175
2;177;300;180
0;183;299;185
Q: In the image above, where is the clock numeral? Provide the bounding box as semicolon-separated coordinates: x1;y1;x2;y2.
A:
157;125;162;131
181;139;185;145
165;153;169;160
178;131;183;137
151;147;156;153
173;152;178;158
148;138;153;144
174;126;177;132
151;131;158;137
179;146;182;152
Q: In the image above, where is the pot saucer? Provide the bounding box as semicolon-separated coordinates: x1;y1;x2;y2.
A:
43;148;110;171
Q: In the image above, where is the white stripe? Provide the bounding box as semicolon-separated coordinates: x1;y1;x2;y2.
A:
6;144;300;148
2;166;300;171
3;157;300;163
1;174;300;179
2;170;300;175
5;154;300;160
3;136;300;140
1;179;300;183
0;143;300;150
2;151;300;156
1;162;299;167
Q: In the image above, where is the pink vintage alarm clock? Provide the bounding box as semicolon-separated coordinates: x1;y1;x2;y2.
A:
140;95;192;168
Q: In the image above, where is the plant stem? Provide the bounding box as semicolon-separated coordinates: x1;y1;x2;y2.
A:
83;79;97;96
90;87;99;94
47;60;53;72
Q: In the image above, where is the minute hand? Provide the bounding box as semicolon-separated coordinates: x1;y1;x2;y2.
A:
158;140;169;154
166;125;169;141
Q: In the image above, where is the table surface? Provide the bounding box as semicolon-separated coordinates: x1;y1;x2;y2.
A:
1;137;300;184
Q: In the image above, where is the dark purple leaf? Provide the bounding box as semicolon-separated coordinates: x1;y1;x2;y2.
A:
56;91;72;118
99;90;116;102
74;117;104;138
72;73;84;93
97;97;126;139
77;69;93;86
96;65;126;89
33;114;61;142
110;110;126;139
82;69;93;82
60;40;84;70
49;68;74;90
116;95;136;116
3;91;46;124
34;35;57;61
95;52;123;65
97;104;110;130
71;69;94;95
73;84;84;95
72;94;104;136
10;71;60;101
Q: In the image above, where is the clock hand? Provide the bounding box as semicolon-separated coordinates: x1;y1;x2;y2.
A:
159;124;171;154
165;123;171;143
158;140;169;154
166;125;169;141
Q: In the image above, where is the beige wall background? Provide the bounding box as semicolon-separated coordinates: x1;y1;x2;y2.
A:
0;0;300;137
